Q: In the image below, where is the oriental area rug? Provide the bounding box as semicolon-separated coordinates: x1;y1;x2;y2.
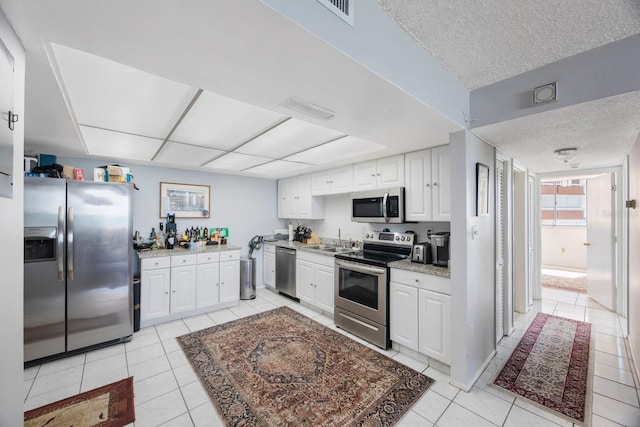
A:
178;306;434;426
492;313;594;426
542;272;587;293
24;377;135;427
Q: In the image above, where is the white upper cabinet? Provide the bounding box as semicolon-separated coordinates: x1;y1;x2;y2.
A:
278;174;325;219
405;145;450;221
311;165;354;195
353;155;404;191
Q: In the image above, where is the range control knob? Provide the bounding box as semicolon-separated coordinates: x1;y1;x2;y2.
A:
401;236;406;241
395;236;400;241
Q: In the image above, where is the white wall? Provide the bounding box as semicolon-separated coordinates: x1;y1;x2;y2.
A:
59;157;285;286
0;8;24;425
305;193;449;243
627;131;640;376
449;130;496;390
541;226;587;271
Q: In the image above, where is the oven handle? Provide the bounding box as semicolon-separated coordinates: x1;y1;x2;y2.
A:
383;191;389;223
335;259;386;276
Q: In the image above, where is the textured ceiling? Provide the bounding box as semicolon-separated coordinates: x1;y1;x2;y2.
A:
377;0;640;89
473;91;640;173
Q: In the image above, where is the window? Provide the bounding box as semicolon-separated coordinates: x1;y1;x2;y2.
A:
541;179;586;226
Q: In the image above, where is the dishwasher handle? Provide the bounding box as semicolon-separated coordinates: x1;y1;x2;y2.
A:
276;247;296;255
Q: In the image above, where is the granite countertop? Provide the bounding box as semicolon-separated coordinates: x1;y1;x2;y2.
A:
389;259;451;278
136;244;242;259
263;240;358;257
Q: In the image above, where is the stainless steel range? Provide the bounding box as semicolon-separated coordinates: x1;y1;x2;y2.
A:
334;231;414;349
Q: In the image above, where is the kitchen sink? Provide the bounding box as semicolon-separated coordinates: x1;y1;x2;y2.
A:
305;244;356;253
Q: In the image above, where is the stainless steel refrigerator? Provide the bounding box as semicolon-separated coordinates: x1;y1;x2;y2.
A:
24;177;133;363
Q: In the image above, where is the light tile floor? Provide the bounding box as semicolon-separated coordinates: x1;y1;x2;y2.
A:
23;287;640;426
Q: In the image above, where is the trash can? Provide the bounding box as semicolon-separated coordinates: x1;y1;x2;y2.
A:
240;257;256;300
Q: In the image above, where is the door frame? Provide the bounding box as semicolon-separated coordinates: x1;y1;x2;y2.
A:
538;166;627;321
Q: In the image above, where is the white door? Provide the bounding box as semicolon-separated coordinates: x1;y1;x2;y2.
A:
390;282;419;351
377;155;404;187
171;266;196;313
263;251;276;287
314;264;335;314
296;259;315;305
418;289;450;364
353;160;377;190
586;173;615;310
196;262;220;308
330;165;354;194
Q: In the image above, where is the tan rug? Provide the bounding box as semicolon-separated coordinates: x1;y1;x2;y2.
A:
24;377;135;427
542;273;587;293
178;306;434;426
492;313;594;426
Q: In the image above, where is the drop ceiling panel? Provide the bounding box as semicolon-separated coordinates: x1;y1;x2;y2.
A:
236;118;344;158
170;90;286;150
284;136;386;164
80;126;163;161
51;43;198;139
243;160;311;176
203;152;270;171
153;141;226;167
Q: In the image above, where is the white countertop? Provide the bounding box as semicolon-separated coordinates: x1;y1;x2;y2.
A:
136;244;242;259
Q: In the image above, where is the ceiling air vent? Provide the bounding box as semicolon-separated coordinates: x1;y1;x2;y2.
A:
317;0;353;25
280;97;336;120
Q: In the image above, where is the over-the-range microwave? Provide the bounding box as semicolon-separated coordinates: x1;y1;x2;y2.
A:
351;187;405;224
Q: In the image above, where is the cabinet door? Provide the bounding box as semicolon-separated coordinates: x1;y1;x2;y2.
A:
286;177;299;218
353;160;377;190
296;259;315;305
405;150;432;222
330;165;354;194
311;171;332;195
418;289;450;364
377;155;404;187
219;260;240;304
390;282;419;351
278;179;288;218
196;262;220;308
170;265;196;313
297;174;312;218
263;251;276;287
432;145;451;221
314;264;335;314
141;268;171;320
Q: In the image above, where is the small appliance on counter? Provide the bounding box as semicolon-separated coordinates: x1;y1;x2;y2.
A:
430;232;450;267
411;242;432;264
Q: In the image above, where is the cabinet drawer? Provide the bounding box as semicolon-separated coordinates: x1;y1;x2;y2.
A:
141;256;171;270
220;250;240;262
171;254;197;267
390;268;450;295
197;252;220;264
264;244;276;254
297;250;334;267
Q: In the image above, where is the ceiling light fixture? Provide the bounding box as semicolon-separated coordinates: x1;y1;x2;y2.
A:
554;147;577;163
280;97;335;120
533;82;558;105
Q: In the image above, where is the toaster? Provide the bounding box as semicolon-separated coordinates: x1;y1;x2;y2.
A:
411;242;432;264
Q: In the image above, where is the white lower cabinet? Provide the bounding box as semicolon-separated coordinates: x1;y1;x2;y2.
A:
263;244;276;287
140;250;240;327
140;256;171;321
390;269;451;364
171;254;197;313
296;251;335;314
418;289;450;364
390;282;419;351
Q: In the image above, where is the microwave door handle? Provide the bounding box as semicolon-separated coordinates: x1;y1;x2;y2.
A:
383;192;389;223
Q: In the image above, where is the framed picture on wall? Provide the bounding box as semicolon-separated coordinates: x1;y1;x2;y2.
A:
160;182;210;218
476;163;490;216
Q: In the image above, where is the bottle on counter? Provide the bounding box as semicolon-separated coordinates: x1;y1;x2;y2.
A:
166;229;175;249
157;222;165;249
150;227;156;240
204;227;208;241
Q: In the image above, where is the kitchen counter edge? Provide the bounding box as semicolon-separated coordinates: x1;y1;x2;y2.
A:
389;259;451;278
136;244;242;259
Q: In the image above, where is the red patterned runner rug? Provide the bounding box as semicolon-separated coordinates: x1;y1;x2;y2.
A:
492;313;594;426
178;306;434;426
24;377;135;427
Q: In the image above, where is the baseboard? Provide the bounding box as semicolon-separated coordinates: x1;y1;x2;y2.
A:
450;349;496;392
626;336;640;387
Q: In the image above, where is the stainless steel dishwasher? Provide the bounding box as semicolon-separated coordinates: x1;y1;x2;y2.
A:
275;246;296;298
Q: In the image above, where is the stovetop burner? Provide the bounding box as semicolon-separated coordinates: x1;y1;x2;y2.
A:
335;231;414;267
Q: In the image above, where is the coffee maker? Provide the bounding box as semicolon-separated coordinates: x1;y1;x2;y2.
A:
430;232;450;267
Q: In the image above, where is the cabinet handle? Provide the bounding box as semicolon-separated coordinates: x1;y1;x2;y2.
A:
376;173;380;176
426;184;430;188
183;259;186;263
415;279;420;283
165;291;169;295
433;182;438;186
172;290;176;293
154;262;159;266
371;174;375;177
221;282;224;285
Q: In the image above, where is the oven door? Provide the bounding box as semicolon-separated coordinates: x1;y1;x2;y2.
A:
334;259;387;325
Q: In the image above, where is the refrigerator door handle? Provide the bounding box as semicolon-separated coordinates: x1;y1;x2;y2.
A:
57;206;64;280
67;207;74;280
